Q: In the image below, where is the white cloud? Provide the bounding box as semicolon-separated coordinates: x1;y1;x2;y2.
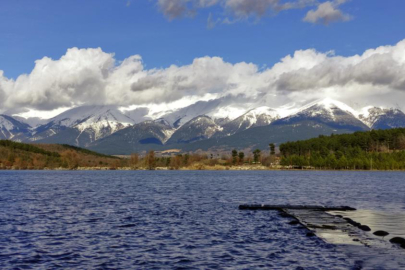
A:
2;39;405;116
2;48;116;110
303;0;352;25
13;106;73;120
129;56;266;105
274;40;405;91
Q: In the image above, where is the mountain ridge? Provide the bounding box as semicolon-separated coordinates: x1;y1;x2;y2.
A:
2;98;405;153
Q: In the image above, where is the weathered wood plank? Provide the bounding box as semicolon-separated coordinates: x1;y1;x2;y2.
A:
238;204;356;211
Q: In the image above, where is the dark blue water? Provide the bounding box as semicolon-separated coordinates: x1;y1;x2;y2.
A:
0;171;404;269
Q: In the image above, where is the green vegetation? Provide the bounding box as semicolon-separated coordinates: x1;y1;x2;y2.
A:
0;140;60;157
238;151;244;163
61;144;120;159
6;128;405;171
269;143;276;155
0;140;122;170
253;149;261;163
279;128;405;170
232;149;238;165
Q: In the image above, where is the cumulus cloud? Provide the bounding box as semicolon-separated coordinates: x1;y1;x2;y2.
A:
303;0;352;25
129;56;264;104
274;41;405;92
0;48;144;111
2;39;405;115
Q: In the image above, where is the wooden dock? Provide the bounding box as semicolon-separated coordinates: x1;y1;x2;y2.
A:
238;204;356;211
239;204;405;268
238;204;396;249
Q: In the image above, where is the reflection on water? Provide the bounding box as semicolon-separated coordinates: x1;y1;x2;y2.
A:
312;230;363;245
332;209;405;239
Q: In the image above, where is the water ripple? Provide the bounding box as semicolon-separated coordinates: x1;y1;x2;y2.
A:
1;170;404;269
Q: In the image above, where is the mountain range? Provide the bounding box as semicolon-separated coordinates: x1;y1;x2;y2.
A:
2;98;405;155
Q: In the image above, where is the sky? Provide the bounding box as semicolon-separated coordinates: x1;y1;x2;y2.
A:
1;0;405;118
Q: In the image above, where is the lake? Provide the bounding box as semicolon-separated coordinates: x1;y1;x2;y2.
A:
0;171;404;269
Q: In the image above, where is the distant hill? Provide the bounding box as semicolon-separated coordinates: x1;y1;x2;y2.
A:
0;140;121;169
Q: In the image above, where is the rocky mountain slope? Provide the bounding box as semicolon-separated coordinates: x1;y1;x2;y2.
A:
359;107;405;130
217;106;279;137
273;98;369;131
3;98;405;154
0;114;31;141
88;120;175;154
30;105;137;147
166;115;222;144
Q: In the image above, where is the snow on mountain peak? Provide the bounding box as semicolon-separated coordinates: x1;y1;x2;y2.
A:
358;106;385;127
31;105;139;142
0;115;31;140
237;106;279;127
0;115;16;132
358;106;405;128
246;106;279;117
51;105;135;127
305;98;357;114
294;98;359;121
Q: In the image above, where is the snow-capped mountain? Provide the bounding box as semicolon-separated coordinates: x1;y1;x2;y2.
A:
159;97;249;128
31;105;137;146
166;115;222;144
0;114;31;141
358;107;386;128
89;120;175;155
359;107;405;130
273;98;369;131
217;106;279;137
160;99;223;128
4;97;405;154
12;116;47;128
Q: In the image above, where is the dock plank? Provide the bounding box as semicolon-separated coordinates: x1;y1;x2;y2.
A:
238;204;356;211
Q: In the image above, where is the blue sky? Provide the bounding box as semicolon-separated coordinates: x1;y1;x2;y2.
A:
1;0;405;117
1;0;405;79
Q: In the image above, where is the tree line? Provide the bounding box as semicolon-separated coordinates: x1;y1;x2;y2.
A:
130;145;278;170
0;139;277;170
279;128;405;170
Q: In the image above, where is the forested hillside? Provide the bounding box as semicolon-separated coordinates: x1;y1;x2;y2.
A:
279;128;405;170
0;140;122;169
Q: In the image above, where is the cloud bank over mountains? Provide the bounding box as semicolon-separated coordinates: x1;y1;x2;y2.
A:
156;0;352;25
1;39;405;118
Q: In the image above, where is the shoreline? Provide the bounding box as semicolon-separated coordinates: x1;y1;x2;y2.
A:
1;166;405;172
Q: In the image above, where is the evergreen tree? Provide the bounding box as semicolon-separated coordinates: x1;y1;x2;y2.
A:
231;149;238;165
253;149;261;164
269;143;276;155
238;152;244;164
279;128;405;170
